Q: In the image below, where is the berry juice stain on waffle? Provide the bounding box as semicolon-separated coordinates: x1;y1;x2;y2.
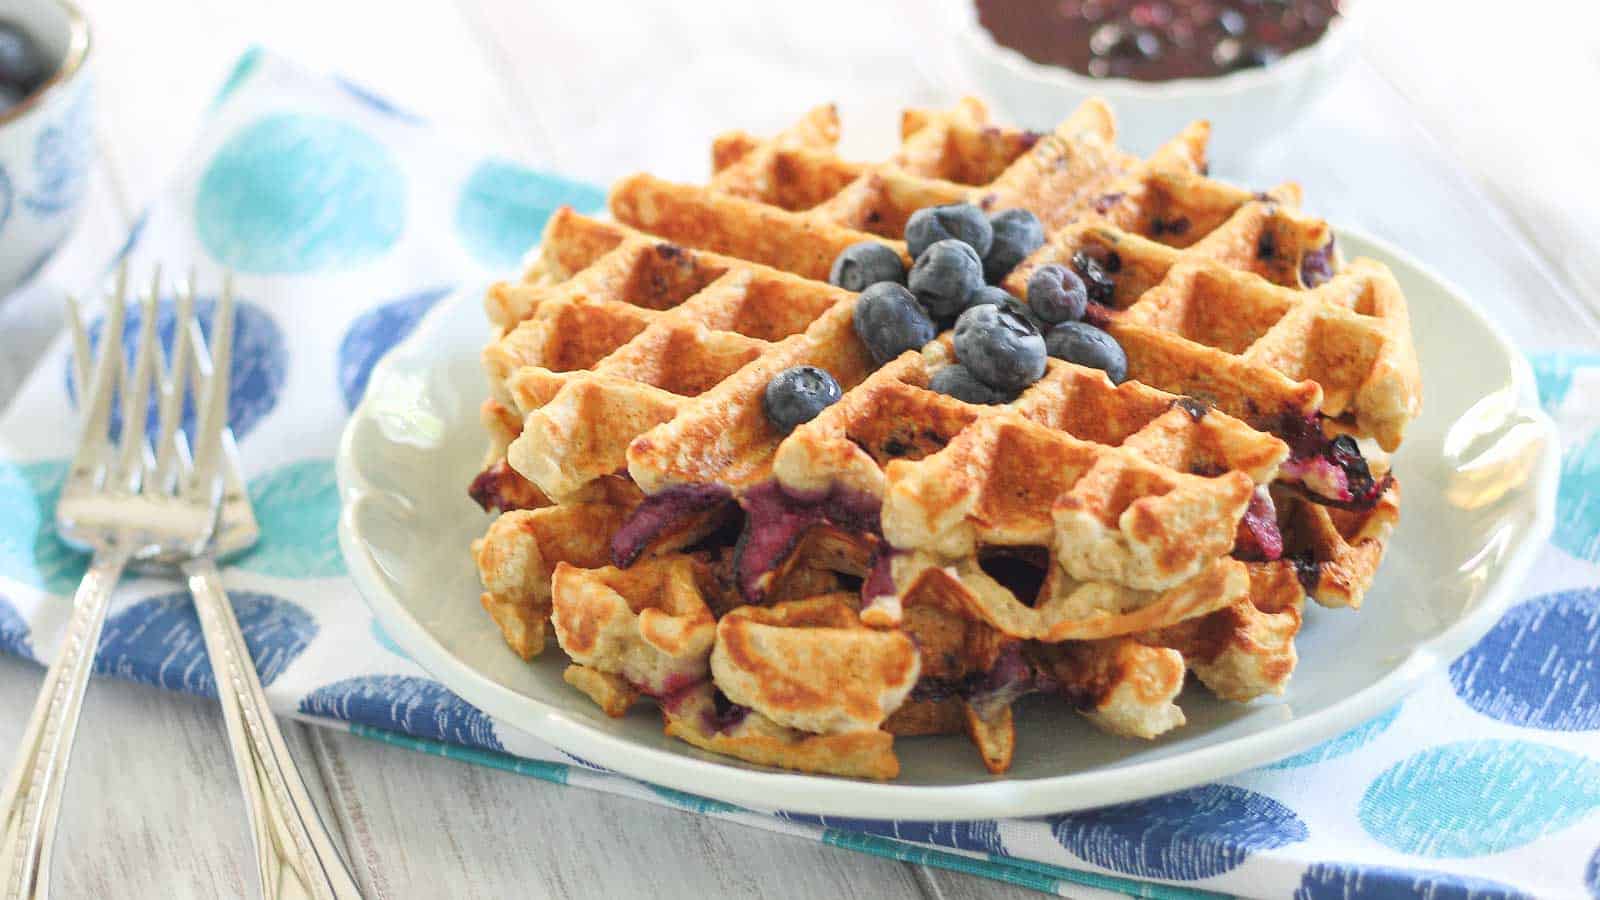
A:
469;97;1421;780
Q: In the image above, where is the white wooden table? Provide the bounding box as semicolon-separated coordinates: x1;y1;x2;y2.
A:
0;1;1595;897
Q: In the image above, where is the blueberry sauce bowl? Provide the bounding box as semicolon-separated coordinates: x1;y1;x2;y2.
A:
949;0;1366;165
0;0;92;298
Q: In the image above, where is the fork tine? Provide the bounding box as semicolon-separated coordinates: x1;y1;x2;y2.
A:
69;266;128;488
153;270;197;489
65;294;90;402
120;268;163;493
187;274;235;499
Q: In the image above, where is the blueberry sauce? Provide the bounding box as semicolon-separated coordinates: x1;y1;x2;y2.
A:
1288;550;1321;591
1257;228;1278;262
658;678;706;715
467;460;545;514
862;549;899;608
975;0;1342;83
0;21;49;114
708;689;751;734
1172;397;1209;421
1232;486;1284;562
610;483;733;567
1299;236;1337;287
967;643;1055;720
732;480;882;603
907;643;1055;720
1071;250;1117;306
1269;412;1391;510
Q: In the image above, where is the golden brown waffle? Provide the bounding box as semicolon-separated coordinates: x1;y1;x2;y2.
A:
468;95;1420;779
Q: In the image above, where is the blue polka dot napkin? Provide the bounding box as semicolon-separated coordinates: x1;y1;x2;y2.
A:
1;48;1597;900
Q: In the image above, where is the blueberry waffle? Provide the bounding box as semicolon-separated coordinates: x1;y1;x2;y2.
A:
468;97;1420;779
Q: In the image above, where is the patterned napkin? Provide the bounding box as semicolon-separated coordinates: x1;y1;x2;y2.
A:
1;48;1597;900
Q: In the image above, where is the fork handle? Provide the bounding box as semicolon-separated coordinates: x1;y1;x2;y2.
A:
182;558;362;900
0;543;131;900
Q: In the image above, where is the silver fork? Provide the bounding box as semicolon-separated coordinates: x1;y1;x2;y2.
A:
160;275;361;900
0;268;223;899
0;269;360;899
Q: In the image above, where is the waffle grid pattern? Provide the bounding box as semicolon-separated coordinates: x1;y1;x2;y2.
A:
467;97;1419;779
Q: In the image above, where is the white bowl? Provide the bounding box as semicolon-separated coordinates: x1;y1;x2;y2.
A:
337;227;1558;820
0;0;92;298
951;0;1365;163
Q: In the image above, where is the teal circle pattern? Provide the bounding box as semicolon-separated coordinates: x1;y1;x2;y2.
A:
1553;429;1600;563
0;460;87;595
235;459;344;578
1267;705;1401;769
1358;739;1600;858
195;114;406;274
455;159;606;269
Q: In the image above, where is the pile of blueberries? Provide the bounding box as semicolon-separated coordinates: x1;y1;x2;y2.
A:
762;202;1130;434
0;22;47;115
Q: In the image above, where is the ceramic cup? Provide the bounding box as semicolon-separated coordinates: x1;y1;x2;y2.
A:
0;0;91;298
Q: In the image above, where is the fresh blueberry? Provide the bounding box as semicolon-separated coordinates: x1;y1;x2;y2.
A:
0;23;45;92
982;208;1045;283
909;239;984;319
966;285;1043;330
1070;250;1117;305
952;304;1046;393
763;366;842;434
829;241;906;292
929;364;1011;406
0;81;22;115
1026;264;1088;325
1045;322;1128;384
852;282;937;365
906;204;993;260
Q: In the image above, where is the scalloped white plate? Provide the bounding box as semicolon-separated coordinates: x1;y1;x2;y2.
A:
337;228;1558;819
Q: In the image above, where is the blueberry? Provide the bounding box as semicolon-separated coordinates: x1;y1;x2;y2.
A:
909;239;984;319
0;23;44;92
966;285;1043;330
1045;322;1128;384
829;241;906;292
763;366;842;434
906;204;993;260
929;364;1011;406
982;208;1045;283
852;282;937;365
0;81;21;115
1026;264;1088;325
1071;250;1117;306
1214;38;1279;71
952;304;1046;393
1089;23;1126;57
1130;29;1163;60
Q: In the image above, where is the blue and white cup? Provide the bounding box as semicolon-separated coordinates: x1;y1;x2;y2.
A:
0;0;91;298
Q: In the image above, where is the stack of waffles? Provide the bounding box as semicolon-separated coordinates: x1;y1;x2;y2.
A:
469;97;1421;779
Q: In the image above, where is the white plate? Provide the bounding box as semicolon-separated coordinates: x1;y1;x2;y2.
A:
337;228;1559;820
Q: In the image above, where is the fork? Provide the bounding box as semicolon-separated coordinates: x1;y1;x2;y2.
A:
0;269;360;899
0;268;223;899
160;275;361;899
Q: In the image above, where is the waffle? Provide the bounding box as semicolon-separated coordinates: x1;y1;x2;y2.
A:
469;96;1420;779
